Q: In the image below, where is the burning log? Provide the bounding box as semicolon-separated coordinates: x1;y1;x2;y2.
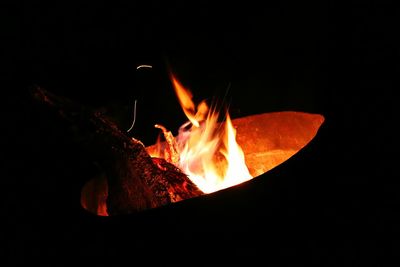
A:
31;87;203;216
154;124;180;165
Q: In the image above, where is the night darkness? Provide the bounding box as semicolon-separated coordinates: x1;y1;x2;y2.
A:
3;1;396;265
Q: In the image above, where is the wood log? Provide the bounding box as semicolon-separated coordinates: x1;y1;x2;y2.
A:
31;87;203;216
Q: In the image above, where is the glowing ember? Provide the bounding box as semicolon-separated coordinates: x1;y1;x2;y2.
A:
149;74;253;193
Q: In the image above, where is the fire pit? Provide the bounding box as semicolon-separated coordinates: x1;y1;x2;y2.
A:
32;72;324;217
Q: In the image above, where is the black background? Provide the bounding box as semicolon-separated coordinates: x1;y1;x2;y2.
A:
3;1;396;265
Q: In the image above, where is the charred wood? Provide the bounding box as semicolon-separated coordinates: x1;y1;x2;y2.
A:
32;87;203;215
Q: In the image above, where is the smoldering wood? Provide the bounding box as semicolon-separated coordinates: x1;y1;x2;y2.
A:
32;87;204;216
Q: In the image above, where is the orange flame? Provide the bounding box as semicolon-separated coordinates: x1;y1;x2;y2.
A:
150;74;253;193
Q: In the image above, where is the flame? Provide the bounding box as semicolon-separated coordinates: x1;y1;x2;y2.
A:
80;173;108;216
171;75;208;127
219;113;253;189
150;74;253;193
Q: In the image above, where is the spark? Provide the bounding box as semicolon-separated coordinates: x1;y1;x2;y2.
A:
127;100;138;133
136;65;153;69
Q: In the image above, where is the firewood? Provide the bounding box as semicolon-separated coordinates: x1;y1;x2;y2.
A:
31;87;204;216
